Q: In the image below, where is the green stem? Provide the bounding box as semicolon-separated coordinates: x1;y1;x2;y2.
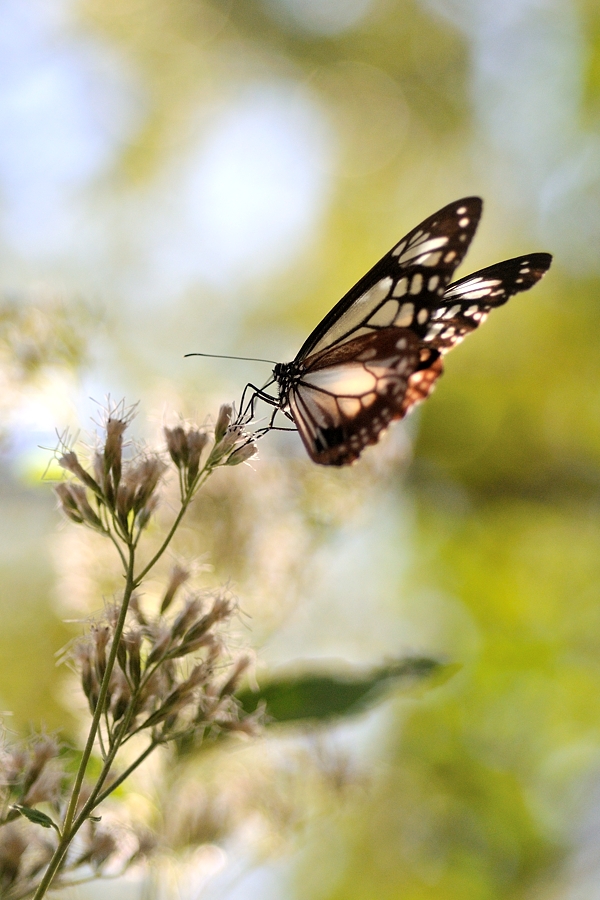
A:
83;739;158;811
134;496;190;583
32;545;137;900
135;463;216;584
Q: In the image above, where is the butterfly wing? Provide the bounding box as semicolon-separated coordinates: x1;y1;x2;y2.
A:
276;200;551;466
390;253;553;421
288;329;439;465
423;253;553;354
296;197;483;360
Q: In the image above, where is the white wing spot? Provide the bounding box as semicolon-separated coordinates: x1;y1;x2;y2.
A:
394;302;414;327
425;323;444;340
417;308;429;325
338;397;361;417
428;275;439;291
443;304;461;319
410;273;424;295
520;267;530;274
444;250;457;263
362;392;377;408
395;337;407;349
461;288;492;300
392;240;406;258
396;235;448;265
357;348;377;361
368;300;399;328
393;278;408;297
441;327;455;339
303;365;376;394
457;206;467;215
418;251;443;267
445;277;501;299
459;217;470;227
465;305;479;316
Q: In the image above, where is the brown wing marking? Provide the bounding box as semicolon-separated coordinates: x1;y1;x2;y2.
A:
401;355;444;418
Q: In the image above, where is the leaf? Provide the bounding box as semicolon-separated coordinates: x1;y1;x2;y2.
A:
236;656;458;724
12;805;61;833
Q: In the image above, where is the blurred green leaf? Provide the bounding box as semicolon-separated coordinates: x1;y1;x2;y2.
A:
237;657;458;724
12;805;60;833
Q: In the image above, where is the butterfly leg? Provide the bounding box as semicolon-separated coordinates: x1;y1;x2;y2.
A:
239;381;279;422
252;408;297;439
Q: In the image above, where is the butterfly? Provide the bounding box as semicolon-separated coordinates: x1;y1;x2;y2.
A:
241;197;552;466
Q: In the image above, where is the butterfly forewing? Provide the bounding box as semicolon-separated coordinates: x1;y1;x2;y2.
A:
289;329;436;465
296;197;483;360
424;253;553;354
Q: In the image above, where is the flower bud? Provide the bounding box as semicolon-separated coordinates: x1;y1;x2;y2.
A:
55;483;84;524
186;430;209;486
69;484;103;529
26;736;59;787
161;566;190;614
214;404;232;442
93;625;111;681
126;630;142;687
164;425;188;468
104;417;127;490
59;451;100;494
226;441;257;466
137;494;159;531
220;656;251;697
171;598;201;639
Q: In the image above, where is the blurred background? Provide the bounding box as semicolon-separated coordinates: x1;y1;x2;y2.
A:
1;0;600;896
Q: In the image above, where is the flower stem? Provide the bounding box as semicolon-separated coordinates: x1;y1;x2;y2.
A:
32;544;137;900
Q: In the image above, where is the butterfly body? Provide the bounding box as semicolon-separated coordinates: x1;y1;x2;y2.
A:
245;198;551;466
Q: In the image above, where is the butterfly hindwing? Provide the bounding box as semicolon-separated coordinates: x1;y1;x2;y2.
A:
424;253;553;354
296;197;483;360
289;329;438;465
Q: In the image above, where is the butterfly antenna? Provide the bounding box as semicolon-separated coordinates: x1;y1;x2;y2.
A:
184;352;277;365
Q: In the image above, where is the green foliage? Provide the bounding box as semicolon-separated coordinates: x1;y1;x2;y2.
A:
237;657;457;724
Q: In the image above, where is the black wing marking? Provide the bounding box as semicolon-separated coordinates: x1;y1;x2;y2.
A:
288;329;438;465
423;253;552;353
295;197;483;362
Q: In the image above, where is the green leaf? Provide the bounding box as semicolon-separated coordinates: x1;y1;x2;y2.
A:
236;657;458;725
12;805;61;833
